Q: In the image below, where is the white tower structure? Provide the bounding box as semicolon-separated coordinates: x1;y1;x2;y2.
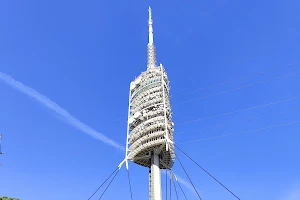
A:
125;7;175;200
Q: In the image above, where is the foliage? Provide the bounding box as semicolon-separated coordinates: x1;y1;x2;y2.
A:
0;197;20;200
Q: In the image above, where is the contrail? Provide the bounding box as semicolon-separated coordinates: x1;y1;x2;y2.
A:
0;72;197;196
0;72;125;151
162;169;201;197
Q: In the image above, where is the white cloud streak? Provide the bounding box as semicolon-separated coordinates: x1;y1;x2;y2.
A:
0;72;196;195
0;72;125;151
162;169;201;198
281;186;300;200
176;175;196;192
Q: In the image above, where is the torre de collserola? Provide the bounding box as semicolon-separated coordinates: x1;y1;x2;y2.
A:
124;7;175;200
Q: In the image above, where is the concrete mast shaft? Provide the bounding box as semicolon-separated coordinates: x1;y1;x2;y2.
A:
150;151;162;200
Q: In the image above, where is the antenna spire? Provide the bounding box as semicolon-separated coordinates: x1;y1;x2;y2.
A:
148;6;153;44
147;6;156;69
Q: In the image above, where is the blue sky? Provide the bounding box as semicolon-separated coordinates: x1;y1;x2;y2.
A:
1;0;300;199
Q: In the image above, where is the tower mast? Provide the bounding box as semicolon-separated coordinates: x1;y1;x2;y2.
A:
148;7;162;200
125;7;175;200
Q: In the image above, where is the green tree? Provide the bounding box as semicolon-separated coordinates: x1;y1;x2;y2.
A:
0;197;20;200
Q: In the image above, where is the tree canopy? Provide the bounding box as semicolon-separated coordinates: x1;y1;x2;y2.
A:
0;197;20;200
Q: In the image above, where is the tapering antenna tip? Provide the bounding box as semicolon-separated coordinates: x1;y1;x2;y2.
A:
148;6;152;21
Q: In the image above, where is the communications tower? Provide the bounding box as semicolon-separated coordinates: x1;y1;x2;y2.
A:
124;7;175;200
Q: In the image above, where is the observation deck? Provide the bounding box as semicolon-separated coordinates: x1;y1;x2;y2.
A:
126;65;175;169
